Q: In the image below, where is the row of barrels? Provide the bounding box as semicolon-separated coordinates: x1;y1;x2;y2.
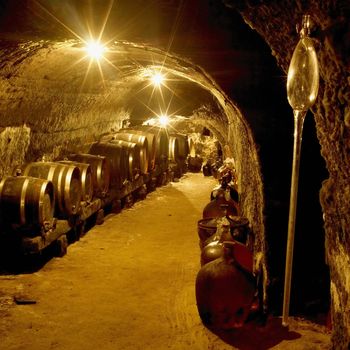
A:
0;153;110;231
0;126;194;235
100;126;193;174
97;126;193;185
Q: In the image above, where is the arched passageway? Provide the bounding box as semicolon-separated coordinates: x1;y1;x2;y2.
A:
0;0;335;347
0;38;267;287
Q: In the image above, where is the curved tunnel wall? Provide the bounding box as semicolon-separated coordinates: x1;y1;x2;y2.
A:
225;0;350;347
0;38;267;294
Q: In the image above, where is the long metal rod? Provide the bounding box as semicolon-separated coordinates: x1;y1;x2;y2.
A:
282;109;307;326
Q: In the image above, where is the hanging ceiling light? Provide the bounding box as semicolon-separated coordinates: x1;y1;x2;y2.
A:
85;40;106;60
159;114;169;126
151;72;165;87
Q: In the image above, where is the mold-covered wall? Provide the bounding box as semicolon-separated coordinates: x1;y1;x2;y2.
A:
223;0;350;347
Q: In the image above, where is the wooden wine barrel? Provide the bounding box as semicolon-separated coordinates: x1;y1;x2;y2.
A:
58;160;93;202
113;132;149;174
132;125;169;170
89;142;128;189
67;153;110;197
168;135;179;162
0;176;54;227
171;133;189;159
110;139;141;181
119;128;156;171
23;162;82;217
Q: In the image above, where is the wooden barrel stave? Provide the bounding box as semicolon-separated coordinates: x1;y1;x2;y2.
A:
89;142;128;189
113;132;149;174
23;162;82;217
168;136;179;162
67;153;110;197
0;175;54;227
59;160;93;202
131;125;169;171
109;139;141;181
171;133;189;160
119;128;157;171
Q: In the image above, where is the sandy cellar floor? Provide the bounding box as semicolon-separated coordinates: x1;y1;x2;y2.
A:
0;173;330;350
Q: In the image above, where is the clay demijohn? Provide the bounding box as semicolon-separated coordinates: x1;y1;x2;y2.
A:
196;241;256;330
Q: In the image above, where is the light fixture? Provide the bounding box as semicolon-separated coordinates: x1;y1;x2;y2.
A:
151;72;165;87
159;114;169;127
85;40;106;60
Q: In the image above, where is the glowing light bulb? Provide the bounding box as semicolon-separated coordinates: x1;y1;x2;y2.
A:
151;72;164;87
86;41;105;60
159;115;169;126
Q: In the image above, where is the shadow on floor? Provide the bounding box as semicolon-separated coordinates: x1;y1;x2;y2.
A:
0;243;55;275
210;316;301;350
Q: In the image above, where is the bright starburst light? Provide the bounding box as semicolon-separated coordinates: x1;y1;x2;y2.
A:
86;41;106;60
151;72;165;87
159;114;169;126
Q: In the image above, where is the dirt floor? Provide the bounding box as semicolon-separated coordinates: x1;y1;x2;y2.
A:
0;173;331;350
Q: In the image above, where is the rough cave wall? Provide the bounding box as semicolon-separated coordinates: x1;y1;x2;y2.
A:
0;40;131;177
223;0;350;348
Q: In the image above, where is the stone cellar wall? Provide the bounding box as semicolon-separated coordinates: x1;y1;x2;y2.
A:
224;0;350;347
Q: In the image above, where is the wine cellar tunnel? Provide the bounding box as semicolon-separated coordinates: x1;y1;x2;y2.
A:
0;0;349;349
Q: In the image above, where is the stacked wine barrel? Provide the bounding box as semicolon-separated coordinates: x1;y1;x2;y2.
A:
169;132;190;178
0;125;197;259
195;162;260;331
